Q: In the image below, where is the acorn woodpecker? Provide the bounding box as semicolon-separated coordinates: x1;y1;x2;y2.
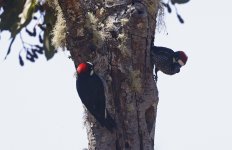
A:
76;62;116;132
151;46;188;81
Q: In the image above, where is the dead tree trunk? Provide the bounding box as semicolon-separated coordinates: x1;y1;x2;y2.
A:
57;0;159;149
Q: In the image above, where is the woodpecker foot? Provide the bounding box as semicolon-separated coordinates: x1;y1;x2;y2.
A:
154;75;158;81
154;68;159;81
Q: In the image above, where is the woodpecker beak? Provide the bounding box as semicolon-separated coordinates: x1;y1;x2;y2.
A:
90;70;94;76
178;59;185;66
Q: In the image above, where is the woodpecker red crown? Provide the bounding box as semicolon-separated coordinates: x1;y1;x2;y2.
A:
77;63;88;74
178;51;188;64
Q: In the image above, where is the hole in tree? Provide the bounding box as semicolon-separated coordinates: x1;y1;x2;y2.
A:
145;105;155;133
125;141;130;148
110;30;118;38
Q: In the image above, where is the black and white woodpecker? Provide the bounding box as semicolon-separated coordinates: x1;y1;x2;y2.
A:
76;62;116;132
151;46;188;81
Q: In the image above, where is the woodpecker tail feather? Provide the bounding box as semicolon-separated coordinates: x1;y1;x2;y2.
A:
91;110;116;132
103;110;116;132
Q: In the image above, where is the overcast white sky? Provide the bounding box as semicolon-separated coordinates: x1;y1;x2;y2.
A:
1;0;232;150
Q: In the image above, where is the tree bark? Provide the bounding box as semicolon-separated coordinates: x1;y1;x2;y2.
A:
57;0;159;149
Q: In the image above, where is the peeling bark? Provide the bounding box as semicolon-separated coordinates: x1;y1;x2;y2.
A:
57;0;159;149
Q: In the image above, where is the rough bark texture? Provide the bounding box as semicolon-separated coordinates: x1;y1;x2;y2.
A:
57;0;159;149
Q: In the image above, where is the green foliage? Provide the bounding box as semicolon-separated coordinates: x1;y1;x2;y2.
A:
0;0;26;35
162;0;189;24
0;0;27;58
0;0;57;64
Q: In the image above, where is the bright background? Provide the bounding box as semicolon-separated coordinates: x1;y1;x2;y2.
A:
0;0;232;150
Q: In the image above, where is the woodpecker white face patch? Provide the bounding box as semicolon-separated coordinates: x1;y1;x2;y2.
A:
86;62;93;66
90;70;94;76
178;59;185;66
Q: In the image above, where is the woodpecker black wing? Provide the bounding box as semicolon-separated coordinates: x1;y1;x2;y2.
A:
76;74;116;132
151;46;174;65
88;74;116;132
151;46;175;57
88;74;106;122
76;74;105;121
